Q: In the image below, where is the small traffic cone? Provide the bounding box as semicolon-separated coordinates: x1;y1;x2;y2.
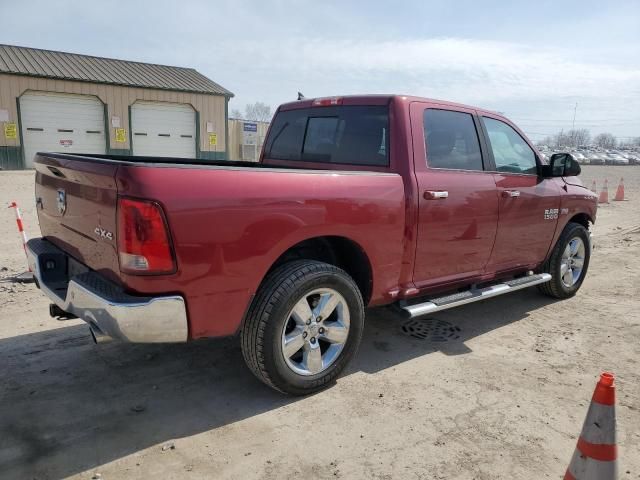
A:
590;180;597;194
599;180;609;204
613;178;625;201
564;372;617;480
7;202;34;283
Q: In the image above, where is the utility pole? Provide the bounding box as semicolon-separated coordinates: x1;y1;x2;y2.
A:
571;102;578;147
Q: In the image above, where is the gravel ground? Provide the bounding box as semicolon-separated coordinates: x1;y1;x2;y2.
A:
0;166;638;480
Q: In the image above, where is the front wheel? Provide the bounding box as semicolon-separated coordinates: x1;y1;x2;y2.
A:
538;222;591;299
241;260;364;395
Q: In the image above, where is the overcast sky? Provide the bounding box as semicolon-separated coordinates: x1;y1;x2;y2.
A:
1;0;639;140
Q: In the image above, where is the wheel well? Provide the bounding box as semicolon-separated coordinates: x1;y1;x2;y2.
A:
267;236;373;304
569;213;591;229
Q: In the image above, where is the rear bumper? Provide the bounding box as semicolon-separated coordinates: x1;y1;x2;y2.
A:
26;238;188;343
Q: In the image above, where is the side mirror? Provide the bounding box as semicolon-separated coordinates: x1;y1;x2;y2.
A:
542;153;581;177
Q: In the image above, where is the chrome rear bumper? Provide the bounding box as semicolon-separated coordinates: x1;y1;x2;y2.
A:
26;238;188;343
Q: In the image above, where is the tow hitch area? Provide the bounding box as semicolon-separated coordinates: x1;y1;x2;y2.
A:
49;303;78;320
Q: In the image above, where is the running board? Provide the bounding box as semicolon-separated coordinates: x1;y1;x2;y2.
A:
398;273;552;318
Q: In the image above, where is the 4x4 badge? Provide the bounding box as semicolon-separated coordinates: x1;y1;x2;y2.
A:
94;227;114;241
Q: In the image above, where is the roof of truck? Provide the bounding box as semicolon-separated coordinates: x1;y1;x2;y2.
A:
278;94;499;115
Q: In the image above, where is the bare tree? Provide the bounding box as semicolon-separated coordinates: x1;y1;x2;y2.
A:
538;129;592;149
555;131;569;148
566;129;591;147
230;108;243;119
618;138;637;148
594;133;617;149
244;102;272;122
546;130;571;149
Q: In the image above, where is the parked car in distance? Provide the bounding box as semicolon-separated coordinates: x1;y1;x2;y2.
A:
571;152;588;164
626;154;640;165
587;152;604;165
27;95;598;395
606;153;629;165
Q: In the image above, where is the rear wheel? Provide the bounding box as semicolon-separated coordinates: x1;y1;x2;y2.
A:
241;260;364;395
538;222;591;299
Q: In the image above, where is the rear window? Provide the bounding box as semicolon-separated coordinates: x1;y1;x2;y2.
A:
264;105;389;166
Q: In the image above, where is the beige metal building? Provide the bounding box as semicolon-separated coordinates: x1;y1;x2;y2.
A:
0;44;233;169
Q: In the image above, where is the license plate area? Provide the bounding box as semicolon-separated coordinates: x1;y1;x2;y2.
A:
37;250;89;301
68;256;89;278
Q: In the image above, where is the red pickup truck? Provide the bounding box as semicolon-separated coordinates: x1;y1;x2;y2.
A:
27;95;597;395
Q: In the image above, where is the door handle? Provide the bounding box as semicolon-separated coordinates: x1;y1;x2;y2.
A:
502;190;521;198
424;190;449;200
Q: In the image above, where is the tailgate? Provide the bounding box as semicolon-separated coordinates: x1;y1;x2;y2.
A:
34;154;121;283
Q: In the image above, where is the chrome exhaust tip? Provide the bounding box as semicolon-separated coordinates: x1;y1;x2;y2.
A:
89;325;113;344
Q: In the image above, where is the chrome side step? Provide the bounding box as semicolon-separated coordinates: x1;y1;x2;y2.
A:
399;273;552;318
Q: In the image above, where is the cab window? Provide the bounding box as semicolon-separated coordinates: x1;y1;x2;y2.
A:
482;117;537;175
423;109;484;171
264;105;389;166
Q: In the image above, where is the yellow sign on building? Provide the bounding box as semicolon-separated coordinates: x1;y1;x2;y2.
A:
4;123;17;140
115;128;127;143
209;133;218;146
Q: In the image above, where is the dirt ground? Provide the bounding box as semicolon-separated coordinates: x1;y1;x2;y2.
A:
1;166;638;480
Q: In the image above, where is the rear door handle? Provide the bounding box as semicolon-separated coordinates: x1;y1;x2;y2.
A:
501;190;521;198
424;190;449;200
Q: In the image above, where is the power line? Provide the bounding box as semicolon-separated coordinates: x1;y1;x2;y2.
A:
515;117;640;122
511;118;637;122
507;116;640;123
523;131;638;139
518;123;640;128
505;112;630;121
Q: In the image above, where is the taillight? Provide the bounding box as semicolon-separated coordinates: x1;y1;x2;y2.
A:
312;97;343;106
117;197;176;274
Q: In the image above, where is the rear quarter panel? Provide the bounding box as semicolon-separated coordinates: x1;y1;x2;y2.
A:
116;165;406;338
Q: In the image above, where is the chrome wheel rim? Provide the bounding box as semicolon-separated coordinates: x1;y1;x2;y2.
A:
281;288;350;376
560;237;586;287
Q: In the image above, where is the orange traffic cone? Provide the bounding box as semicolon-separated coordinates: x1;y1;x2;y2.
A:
613;178;625;201
564;372;617;480
599;179;609;204
590;180;597;194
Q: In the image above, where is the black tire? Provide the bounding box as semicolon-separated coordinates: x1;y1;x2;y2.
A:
241;260;364;395
538;222;591;299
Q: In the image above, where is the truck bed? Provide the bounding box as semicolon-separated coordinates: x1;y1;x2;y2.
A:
39;152;376;170
33;151;407;338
